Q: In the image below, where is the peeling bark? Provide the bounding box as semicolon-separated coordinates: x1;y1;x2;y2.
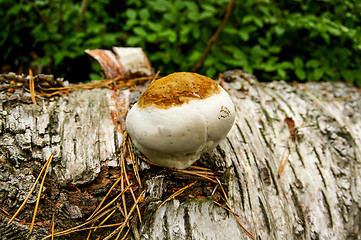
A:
0;70;360;239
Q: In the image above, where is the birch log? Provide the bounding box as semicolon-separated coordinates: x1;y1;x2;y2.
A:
0;70;360;239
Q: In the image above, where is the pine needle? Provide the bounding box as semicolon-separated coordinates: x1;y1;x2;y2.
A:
91;184;131;221
121;152;142;223
215;178;254;239
86;223;95;240
36;76;154;97
29;151;53;236
176;169;218;183
126;133;142;188
8;153;54;225
87;135;129;221
116;222;132;240
29;69;37;105
103;190;145;240
42;208;114;239
120;157;128;219
158;181;197;209
94;208;117;231
43;222;123;239
51;213;55;240
87;176;129;221
278;148;290;177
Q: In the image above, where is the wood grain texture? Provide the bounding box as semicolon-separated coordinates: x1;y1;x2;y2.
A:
0;70;360;239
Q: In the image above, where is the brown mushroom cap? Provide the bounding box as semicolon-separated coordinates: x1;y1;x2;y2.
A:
137;72;221;109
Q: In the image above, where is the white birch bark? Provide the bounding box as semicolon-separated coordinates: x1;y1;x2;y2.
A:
0;70;360;239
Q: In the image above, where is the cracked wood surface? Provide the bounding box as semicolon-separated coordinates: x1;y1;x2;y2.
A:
0;70;360;239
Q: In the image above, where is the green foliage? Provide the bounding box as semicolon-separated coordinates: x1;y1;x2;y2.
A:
1;0;361;85
0;0;125;80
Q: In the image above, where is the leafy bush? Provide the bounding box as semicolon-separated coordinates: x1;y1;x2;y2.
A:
1;0;361;85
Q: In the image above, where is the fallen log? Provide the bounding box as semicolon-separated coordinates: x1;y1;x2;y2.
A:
0;70;360;239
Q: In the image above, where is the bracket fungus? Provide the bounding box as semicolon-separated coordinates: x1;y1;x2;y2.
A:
126;72;236;169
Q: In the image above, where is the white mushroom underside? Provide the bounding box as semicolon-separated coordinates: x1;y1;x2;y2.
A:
126;88;236;169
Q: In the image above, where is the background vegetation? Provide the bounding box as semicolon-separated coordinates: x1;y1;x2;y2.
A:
1;0;361;85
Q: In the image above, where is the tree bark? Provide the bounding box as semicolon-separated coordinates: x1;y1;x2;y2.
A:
0;70;360;239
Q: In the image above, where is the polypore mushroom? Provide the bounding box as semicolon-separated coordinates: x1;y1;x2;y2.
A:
126;72;236;169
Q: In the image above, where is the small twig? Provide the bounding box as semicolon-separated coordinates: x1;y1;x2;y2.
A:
158;181;198;209
79;0;89;15
24;0;49;27
8;153;55;225
192;0;236;72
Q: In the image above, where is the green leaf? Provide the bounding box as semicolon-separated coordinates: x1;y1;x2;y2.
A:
341;70;355;83
277;69;287;79
274;26;285;36
328;27;341;36
294;57;304;69
146;33;157;42
320;32;330;44
126;36;142;46
306;59;320;68
133;27;147;36
242;15;254;24
126;9;137;20
199;11;213;20
269;46;281;53
312;68;324;81
139;8;150;20
295;69;306;80
147;22;163;32
205;68;217;78
89;73;102;80
187;11;199;22
355;77;361;87
254;18;264;28
239;30;249;41
277;62;292;69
